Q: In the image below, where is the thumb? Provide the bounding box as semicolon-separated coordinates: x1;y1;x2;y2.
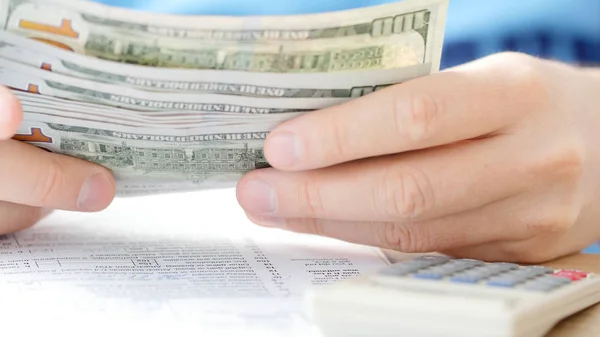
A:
0;86;23;140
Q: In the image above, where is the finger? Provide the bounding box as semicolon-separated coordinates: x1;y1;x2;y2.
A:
0;140;116;211
440;238;558;264
0;201;48;235
237;136;532;222
443;212;600;264
244;196;530;254
264;54;543;171
0;87;23;139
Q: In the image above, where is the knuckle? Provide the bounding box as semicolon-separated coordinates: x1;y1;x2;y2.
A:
374;165;434;220
490;52;551;109
394;90;442;144
488;51;535;64
527;142;584;187
497;243;554;264
527;210;578;235
325;113;351;159
380;222;410;251
379;222;431;253
487;51;538;71
30;158;64;205
297;177;326;217
543;145;584;181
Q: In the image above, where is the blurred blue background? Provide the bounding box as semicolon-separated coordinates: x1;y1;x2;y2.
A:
93;0;600;254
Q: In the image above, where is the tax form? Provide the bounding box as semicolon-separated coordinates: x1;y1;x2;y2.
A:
0;188;389;337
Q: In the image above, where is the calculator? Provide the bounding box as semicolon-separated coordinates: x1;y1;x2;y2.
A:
304;255;600;337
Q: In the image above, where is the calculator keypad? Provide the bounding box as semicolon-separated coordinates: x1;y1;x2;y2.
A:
449;262;519;284
379;255;450;276
413;259;483;279
485;266;554;288
379;255;592;293
522;275;572;292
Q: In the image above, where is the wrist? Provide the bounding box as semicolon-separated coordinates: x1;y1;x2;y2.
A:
568;65;600;241
576;65;600;214
581;66;600;80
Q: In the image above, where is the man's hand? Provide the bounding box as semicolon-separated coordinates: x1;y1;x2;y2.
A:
236;52;600;263
0;86;116;234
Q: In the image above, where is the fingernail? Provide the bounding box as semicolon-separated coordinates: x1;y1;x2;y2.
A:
78;173;114;211
247;213;285;227
0;88;20;139
239;179;277;214
266;131;301;167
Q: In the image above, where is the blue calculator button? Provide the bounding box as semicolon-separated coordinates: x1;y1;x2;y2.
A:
449;276;480;283
413;272;444;280
486;278;518;288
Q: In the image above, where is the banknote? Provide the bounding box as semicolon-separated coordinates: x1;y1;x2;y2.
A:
20;104;294;130
21;104;179;129
3;0;450;196
15;90;303;126
0;57;347;113
0;0;448;72
17;113;279;195
0;31;412;96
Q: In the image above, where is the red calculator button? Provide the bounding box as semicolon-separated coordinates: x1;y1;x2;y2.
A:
553;270;588;281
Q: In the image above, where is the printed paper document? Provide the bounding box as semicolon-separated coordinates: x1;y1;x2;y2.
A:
0;188;389;336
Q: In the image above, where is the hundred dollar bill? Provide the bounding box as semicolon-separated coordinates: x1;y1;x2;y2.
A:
17;113;280;195
20;103;295;130
21;104;175;129
19;102;296;129
15;90;303;126
0;31;412;96
0;57;347;113
0;0;448;73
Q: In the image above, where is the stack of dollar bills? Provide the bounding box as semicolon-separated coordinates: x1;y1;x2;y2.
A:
0;0;448;195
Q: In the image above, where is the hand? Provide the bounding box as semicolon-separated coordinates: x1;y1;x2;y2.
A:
0;86;116;234
236;52;600;263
